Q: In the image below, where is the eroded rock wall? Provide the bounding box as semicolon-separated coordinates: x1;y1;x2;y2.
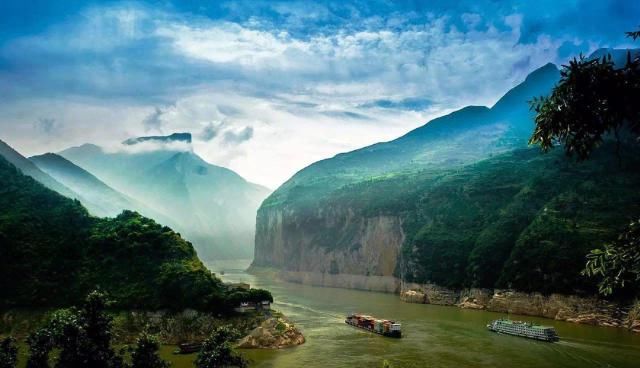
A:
401;284;640;331
254;206;404;290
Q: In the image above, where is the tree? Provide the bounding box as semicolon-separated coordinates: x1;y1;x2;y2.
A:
0;337;18;368
529;32;640;161
583;219;640;295
529;28;640;295
26;329;54;368
26;291;125;368
54;291;124;368
195;326;247;368
130;332;170;368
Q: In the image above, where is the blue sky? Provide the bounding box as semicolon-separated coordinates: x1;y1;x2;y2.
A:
1;0;638;187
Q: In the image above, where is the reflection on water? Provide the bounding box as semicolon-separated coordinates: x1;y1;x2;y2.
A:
207;259;640;368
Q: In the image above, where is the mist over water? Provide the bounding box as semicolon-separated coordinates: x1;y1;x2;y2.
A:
207;260;640;368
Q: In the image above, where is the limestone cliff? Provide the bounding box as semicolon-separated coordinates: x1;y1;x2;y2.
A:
253;206;404;292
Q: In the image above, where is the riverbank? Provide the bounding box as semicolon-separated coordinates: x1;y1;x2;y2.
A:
1;308;304;349
1;309;264;343
401;283;640;333
248;266;640;333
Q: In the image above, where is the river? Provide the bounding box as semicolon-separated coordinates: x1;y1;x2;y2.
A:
204;259;640;368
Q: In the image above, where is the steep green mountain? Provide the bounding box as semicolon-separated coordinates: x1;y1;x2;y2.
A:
30;153;143;218
253;61;640;296
0;154;227;310
59;134;271;260
0;139;79;200
267;63;560;208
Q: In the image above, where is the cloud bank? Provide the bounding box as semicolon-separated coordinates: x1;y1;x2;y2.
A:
1;0;638;187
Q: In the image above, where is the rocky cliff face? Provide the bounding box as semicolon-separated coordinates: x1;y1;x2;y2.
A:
253;206;404;292
401;283;640;332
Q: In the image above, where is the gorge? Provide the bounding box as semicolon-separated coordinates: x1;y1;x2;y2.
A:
252;56;640;331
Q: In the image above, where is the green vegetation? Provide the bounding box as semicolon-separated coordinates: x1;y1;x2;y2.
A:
264;144;640;295
529;29;640;295
21;291;169;368
530;37;640;161
256;54;640;298
224;289;273;311
130;332;170;368
11;291;250;368
0;337;18;368
0;155;271;311
195;326;248;368
583;219;640;295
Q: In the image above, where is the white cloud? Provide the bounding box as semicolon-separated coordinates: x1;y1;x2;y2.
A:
1;2;598;188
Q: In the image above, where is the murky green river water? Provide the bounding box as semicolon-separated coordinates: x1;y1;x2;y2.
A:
197;259;640;368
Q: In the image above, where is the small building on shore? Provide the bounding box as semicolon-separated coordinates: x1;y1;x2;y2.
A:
225;282;251;290
234;300;271;313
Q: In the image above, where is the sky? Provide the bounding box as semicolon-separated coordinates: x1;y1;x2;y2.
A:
1;0;638;188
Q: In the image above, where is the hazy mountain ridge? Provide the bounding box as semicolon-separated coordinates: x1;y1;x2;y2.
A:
60;137;271;260
263;63;560;209
30;152;141;218
0;139;80;201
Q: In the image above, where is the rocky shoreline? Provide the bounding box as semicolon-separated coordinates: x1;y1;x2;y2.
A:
249;267;640;333
401;283;640;333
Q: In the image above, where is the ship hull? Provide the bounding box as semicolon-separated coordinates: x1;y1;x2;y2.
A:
345;320;402;338
487;326;558;342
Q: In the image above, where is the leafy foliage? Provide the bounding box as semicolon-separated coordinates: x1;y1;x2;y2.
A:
583;219;640;295
26;328;54;368
529;30;640;296
225;289;273;309
195;326;248;368
0;337;18;368
625;27;640;40
0;156;229;311
130;332;170;368
529;42;640;160
25;291;173;368
48;291;125;368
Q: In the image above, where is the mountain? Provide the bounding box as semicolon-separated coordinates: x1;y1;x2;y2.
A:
268;63;560;208
0;154;228;310
59;135;271;260
123;132;192;145
0;138;79;200
30;153;140;218
252;62;640;296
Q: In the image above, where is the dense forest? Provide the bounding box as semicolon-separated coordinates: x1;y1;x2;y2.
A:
260;144;640;296
0;156;269;311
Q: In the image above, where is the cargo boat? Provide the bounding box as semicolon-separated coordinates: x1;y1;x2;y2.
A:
345;313;402;338
487;319;559;342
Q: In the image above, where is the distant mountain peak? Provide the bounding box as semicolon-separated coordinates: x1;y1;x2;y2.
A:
523;63;558;81
123;132;192;146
